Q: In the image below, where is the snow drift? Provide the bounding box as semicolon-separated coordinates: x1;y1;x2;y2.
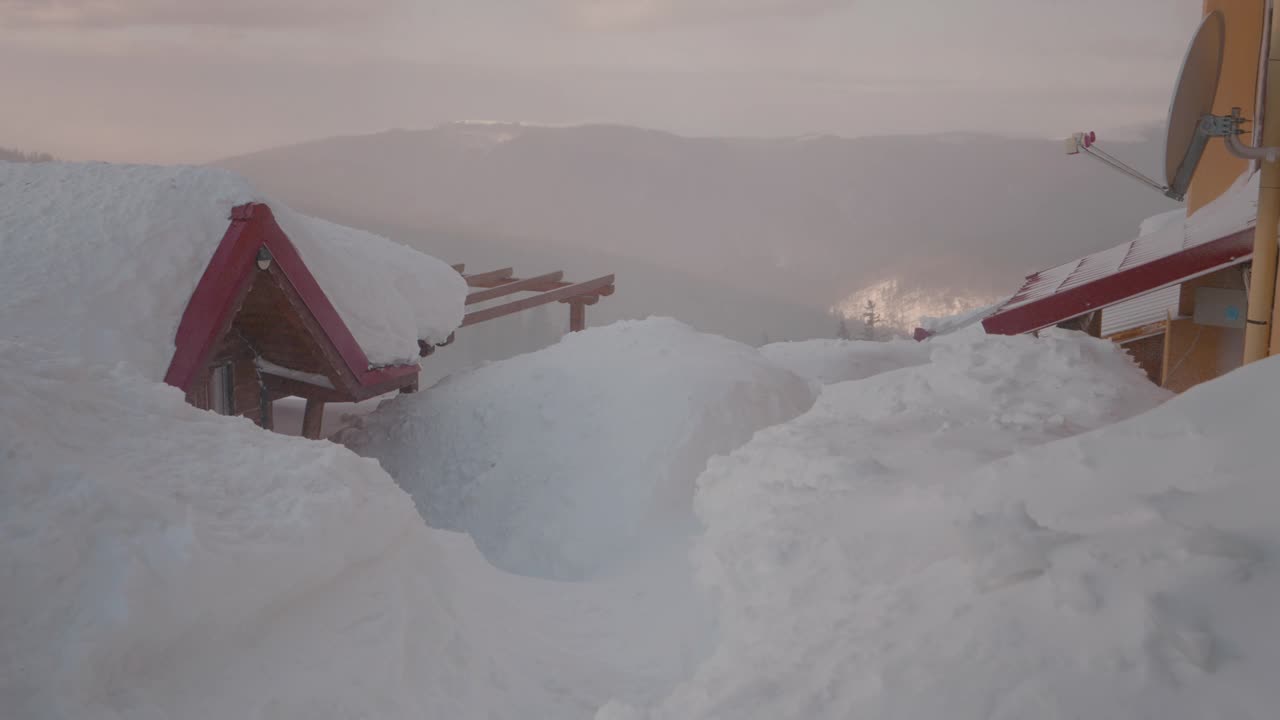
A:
342;318;817;580
0;161;465;375
759;338;932;386
0;340;496;720
599;328;1178;719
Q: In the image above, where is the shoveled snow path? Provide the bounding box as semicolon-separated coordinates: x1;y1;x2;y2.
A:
417;328;1003;717
435;531;716;717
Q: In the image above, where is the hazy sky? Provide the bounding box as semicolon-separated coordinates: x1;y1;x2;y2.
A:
2;1;1201;163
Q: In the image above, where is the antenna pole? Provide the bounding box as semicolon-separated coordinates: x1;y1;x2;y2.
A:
1247;1;1280;362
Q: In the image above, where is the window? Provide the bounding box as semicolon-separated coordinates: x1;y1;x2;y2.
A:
209;362;235;416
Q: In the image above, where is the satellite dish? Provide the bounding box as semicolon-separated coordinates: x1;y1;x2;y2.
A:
1164;10;1226;201
1067;10;1278;199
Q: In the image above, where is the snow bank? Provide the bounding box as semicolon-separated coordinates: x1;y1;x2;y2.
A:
919;294;1009;336
342;318;817;580
760;338;931;385
0;340;493;719
0;161;464;376
600;328;1174;719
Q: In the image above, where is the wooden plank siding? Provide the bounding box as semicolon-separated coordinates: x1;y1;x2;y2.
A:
1119;333;1166;385
183;330;269;428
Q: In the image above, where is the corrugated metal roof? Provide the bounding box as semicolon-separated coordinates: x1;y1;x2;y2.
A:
983;172;1258;335
1101;285;1181;337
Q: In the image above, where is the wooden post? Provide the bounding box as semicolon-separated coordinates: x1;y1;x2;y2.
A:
301;398;326;440
569;300;586;332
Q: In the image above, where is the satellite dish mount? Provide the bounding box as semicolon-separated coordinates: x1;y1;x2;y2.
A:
1067;11;1280;203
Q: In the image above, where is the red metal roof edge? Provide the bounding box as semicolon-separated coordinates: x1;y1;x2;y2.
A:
981;228;1254;336
164;202;418;393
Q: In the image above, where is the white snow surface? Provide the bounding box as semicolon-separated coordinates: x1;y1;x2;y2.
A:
760;337;932;386
0;161;464;376
599;327;1183;719
0;337;726;720
341;317;818;580
0;340;498;720
15;297;1280;720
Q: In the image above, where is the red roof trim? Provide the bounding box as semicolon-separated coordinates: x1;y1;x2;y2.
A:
982;228;1254;336
164;202;418;393
163;209;259;391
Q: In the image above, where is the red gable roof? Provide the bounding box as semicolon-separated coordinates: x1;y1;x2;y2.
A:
163;203;418;395
982;227;1254;336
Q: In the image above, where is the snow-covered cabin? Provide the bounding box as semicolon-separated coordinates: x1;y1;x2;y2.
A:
0;162;467;437
1;161;616;438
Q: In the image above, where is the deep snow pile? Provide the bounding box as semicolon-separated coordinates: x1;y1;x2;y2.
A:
760;338;932;386
0;340;500;720
342;318;817;580
0;161;464;374
599;328;1179;719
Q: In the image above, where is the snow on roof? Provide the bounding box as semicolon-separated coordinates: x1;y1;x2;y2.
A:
983;172;1258;335
0;161;465;378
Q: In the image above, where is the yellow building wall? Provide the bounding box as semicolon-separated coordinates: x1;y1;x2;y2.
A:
1161;266;1248;391
1187;0;1265;214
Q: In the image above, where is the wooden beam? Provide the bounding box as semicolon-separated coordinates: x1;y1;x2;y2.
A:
1106;320;1169;345
301;398;326;440
461;275;616;327
265;263;363;398
261;374;353;403
466;271;565;304
462;267;515;288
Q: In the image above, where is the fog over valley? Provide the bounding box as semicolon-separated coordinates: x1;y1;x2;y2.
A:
218;121;1177;348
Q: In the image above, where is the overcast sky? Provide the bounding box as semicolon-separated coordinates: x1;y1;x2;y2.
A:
1;0;1201;163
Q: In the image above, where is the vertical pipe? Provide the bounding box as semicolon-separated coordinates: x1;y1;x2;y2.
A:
1256;1;1276;166
1246;1;1280;361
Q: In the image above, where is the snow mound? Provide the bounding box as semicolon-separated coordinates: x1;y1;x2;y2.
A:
599;328;1174;719
0;340;490;720
760;338;931;385
0;161;464;376
342;318;817;580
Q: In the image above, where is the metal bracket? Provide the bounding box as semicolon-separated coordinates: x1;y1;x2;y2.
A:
1218;107;1280;162
1199;110;1242;137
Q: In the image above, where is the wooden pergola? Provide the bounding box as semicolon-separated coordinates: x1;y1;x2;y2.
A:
421;265;616;356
